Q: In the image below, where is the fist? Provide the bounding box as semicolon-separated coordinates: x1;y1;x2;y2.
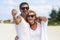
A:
12;9;18;16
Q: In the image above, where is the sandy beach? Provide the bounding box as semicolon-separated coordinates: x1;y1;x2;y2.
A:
0;24;60;40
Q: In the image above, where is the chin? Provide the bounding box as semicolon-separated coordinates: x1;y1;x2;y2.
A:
29;21;33;24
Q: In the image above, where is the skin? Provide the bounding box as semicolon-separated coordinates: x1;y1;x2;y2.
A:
12;9;22;24
15;36;19;40
27;12;37;30
27;13;36;25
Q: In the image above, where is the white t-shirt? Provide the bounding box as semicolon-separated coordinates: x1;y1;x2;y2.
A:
15;17;30;40
40;21;48;40
30;23;41;40
30;21;48;40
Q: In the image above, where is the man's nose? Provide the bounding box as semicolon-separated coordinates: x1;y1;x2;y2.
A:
24;8;27;10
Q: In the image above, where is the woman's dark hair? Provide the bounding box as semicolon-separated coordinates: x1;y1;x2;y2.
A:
19;2;29;10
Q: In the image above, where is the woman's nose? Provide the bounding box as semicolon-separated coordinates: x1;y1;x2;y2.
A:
29;16;32;19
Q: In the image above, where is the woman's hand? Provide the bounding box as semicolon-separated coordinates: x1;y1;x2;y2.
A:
38;16;48;22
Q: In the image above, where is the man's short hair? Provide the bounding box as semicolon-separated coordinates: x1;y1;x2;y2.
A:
19;2;29;10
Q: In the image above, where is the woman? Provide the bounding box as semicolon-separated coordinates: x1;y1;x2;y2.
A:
15;10;48;40
27;10;48;40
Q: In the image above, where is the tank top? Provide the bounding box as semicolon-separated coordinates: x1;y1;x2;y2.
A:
15;17;30;40
30;23;41;40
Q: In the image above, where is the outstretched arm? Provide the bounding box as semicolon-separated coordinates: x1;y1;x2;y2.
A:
12;9;21;24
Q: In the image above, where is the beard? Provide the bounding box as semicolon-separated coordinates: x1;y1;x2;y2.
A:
23;10;28;15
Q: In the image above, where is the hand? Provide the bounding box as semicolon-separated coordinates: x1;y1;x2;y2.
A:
12;9;18;16
39;16;48;22
15;36;19;40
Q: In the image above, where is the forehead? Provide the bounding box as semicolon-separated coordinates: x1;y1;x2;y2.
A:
21;4;29;7
29;12;35;15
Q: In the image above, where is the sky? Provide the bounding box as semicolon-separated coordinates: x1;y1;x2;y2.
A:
0;0;60;20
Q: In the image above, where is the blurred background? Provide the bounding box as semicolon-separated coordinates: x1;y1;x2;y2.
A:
0;0;60;40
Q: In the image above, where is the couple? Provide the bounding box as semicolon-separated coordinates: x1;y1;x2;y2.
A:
12;2;48;40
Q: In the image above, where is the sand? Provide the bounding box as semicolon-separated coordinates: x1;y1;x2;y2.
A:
0;24;60;40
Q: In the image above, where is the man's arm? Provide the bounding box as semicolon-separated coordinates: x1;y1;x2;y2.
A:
12;9;21;24
15;36;18;40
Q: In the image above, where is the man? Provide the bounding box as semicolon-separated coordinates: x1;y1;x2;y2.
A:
12;2;30;40
12;2;29;24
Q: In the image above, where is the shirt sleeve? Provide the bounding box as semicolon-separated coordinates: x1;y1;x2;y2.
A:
41;20;48;27
40;20;48;40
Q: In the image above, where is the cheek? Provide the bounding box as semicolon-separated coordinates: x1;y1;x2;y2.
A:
27;18;29;21
27;18;33;22
33;17;36;20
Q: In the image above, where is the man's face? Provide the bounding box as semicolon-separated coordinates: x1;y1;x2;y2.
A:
20;4;29;15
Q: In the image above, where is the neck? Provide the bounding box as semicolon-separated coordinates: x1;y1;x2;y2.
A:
30;22;37;30
21;13;26;20
30;22;36;26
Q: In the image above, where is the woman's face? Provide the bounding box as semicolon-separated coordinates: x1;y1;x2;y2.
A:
27;12;36;24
